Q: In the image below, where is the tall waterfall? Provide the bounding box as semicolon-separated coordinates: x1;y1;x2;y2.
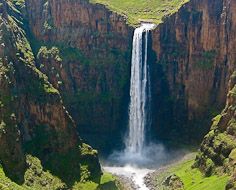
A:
125;23;155;155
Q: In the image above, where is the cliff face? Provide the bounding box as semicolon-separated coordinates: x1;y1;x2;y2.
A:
0;0;100;185
194;72;236;189
26;0;131;52
151;0;236;140
24;0;236;148
25;0;133;152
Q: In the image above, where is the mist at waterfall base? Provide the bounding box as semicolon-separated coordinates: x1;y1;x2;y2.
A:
105;142;187;167
103;23;188;189
103;143;188;190
103;143;189;190
103;143;169;190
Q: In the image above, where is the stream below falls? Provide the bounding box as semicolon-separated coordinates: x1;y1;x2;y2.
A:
104;165;153;190
102;144;190;190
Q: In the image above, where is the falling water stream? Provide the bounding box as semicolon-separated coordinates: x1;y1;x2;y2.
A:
104;23;157;190
103;23;190;190
125;23;154;155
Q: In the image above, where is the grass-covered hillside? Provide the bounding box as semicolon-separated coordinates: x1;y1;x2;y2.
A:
149;158;229;190
0;155;120;190
89;0;189;25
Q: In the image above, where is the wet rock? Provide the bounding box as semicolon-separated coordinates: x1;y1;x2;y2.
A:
162;174;184;190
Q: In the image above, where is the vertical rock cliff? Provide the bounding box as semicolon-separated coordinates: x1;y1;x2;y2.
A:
151;0;236;141
12;0;236;151
25;0;134;152
0;0;101;186
194;71;236;189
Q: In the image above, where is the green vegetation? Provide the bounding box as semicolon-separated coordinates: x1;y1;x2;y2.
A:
25;139;102;188
228;118;236;135
33;40;92;65
0;155;119;190
90;0;189;25
10;0;25;10
7;15;34;65
153;158;229;190
213;133;236;156
1;1;119;190
175;160;229;190
23;73;59;101
37;47;62;62
23;155;66;189
4;5;59;99
211;115;222;129
229;148;236;160
0;165;26;190
196;50;216;69
230;85;236;96
73;172;119;190
0;155;65;190
24;125;57;157
37;45;93;66
44;147;85;186
80;143;98;156
61;47;91;64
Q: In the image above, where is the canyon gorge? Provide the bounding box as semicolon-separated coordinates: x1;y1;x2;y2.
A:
0;0;236;189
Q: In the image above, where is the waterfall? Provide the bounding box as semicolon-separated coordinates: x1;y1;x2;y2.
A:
125;23;155;155
105;23;167;190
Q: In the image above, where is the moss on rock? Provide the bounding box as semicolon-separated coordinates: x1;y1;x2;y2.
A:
194;72;236;188
0;1;102;188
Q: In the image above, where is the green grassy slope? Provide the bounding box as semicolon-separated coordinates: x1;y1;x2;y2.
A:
0;155;64;190
73;172;120;190
0;155;119;190
151;158;229;190
89;0;189;25
0;166;26;190
174;160;229;190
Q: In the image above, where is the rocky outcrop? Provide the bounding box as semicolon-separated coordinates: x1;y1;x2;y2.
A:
0;55;26;182
162;174;184;190
194;72;236;188
0;0;101;184
0;1;27;182
151;0;236;140
26;0;131;52
25;0;133;152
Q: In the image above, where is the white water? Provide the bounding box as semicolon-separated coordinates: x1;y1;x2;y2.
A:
104;23;157;190
125;23;156;155
103;31;188;188
104;165;154;190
